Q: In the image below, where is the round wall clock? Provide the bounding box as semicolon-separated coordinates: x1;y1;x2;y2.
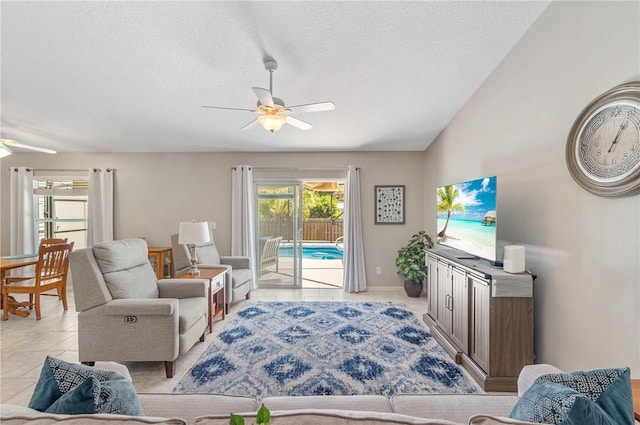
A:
566;82;640;197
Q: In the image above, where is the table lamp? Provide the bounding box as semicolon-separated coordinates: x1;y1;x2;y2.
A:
178;220;210;275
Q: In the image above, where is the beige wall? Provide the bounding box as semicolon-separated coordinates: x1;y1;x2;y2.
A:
423;1;640;376
1;0;638;378
1;151;424;287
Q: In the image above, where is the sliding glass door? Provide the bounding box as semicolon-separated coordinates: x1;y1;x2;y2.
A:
255;182;303;287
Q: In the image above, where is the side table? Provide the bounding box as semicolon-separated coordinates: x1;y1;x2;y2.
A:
148;247;173;279
632;379;639;421
175;268;226;333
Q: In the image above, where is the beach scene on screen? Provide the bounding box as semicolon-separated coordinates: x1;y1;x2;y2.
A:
436;176;497;261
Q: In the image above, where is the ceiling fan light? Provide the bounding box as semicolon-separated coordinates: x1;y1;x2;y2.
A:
0;145;12;158
258;114;286;133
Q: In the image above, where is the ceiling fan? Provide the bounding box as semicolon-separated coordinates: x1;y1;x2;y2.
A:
202;58;335;133
0;138;57;158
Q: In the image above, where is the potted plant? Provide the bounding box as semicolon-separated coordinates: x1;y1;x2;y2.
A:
395;230;434;297
230;404;270;425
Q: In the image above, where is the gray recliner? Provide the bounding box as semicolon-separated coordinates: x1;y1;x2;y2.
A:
171;232;252;311
69;238;208;378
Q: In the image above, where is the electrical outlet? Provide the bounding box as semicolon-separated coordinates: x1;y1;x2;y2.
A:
376;266;382;275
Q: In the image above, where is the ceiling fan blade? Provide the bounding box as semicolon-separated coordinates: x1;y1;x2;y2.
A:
202;106;254;112
1;139;56;154
287;101;335;114
0;143;13;157
252;87;274;107
240;119;259;130
286;115;313;131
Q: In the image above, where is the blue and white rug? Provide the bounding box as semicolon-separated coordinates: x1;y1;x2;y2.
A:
174;301;480;397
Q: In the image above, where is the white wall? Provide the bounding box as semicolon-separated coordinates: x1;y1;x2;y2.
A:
1;151;424;287
423;1;640;376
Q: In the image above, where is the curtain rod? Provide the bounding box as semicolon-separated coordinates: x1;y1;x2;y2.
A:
7;168;115;172
232;166;360;171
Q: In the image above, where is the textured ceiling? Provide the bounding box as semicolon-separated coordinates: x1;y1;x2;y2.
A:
1;1;549;153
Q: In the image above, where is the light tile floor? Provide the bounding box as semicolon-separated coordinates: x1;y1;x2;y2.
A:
0;284;429;406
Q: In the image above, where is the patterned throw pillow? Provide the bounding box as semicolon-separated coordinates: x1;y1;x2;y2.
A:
28;356;144;416
537;367;634;425
509;379;616;425
469;415;553;425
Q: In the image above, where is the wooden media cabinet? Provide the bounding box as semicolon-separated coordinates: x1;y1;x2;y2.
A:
424;248;535;392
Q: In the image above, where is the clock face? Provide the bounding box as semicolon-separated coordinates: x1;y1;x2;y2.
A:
566;82;640;197
576;100;640;183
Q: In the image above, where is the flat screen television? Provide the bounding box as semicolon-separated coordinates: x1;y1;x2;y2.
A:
436;176;498;263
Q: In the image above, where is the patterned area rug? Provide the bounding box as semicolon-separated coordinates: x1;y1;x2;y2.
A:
174;301;480;397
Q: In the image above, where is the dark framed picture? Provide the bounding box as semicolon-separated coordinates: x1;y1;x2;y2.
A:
375;185;405;224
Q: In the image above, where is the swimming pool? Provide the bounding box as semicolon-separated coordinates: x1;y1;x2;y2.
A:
279;243;343;260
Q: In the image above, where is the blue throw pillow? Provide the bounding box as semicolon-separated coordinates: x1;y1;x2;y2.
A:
45;375;143;415
537;367;634;425
45;377;97;414
510;379;616;425
28;356;143;416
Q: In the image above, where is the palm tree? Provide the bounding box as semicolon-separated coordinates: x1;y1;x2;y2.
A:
437;185;465;238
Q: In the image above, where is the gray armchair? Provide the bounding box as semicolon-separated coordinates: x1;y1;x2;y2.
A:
171;232;252;311
69;238;208;378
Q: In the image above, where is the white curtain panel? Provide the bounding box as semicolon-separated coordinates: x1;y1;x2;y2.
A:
343;165;367;293
87;168;114;246
231;165;257;289
9;167;36;255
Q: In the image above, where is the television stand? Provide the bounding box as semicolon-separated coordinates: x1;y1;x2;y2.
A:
456;256;479;260
424;248;534;392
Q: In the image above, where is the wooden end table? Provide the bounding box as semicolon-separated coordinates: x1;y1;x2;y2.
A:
148;247;173;280
632;379;639;421
175;268;226;333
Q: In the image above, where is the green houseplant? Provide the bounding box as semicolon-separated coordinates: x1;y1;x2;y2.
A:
230;404;270;425
395;230;434;297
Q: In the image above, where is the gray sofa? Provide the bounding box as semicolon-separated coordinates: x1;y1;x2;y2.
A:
0;363;575;425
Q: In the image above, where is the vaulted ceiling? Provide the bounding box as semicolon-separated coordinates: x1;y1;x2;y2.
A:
1;1;549;153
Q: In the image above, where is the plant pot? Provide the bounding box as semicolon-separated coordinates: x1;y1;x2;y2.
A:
404;281;423;298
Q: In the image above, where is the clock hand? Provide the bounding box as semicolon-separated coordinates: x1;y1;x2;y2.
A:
607;121;628;153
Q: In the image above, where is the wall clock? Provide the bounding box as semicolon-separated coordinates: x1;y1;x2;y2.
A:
565;82;640;197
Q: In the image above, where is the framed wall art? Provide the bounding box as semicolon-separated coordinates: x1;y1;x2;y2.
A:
374;185;405;224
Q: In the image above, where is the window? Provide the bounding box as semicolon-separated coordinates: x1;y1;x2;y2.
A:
34;177;88;249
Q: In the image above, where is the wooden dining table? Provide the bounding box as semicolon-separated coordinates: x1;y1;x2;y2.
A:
0;255;39;317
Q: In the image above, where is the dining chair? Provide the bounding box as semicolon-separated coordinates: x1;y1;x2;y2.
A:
5;238;70;305
40;238;68;247
1;242;74;320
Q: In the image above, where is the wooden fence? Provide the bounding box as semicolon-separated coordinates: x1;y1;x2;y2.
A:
259;218;343;242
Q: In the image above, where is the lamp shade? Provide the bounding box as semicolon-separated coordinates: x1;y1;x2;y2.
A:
258;114;286;132
178;221;210;245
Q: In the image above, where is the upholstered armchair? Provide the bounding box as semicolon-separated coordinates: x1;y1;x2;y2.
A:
171;232;252;311
69;238;208;378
